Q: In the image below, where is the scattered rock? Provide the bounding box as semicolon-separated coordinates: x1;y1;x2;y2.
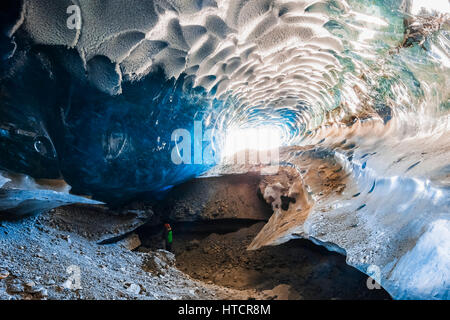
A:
61;235;71;244
44;205;153;242
142;250;176;275
118;233;141;251
124;283;141;295
24;280;36;292
0;269;9;279
29;285;48;298
262;284;301;300
187;239;200;250
7;279;24;293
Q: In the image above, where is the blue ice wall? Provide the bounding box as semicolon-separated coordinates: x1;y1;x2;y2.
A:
0;3;221;203
0;51;220;203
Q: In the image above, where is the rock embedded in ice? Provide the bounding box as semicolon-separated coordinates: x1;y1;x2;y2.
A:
125;283;141;295
0;188;102;218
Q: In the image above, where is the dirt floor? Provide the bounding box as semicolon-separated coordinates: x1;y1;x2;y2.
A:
0;173;392;300
139;221;391;300
0;205;392;300
0;207;266;300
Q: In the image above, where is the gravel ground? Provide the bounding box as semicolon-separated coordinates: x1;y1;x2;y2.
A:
0;207;264;300
170;222;391;300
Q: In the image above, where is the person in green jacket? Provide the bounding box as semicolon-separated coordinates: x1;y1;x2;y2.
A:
162;223;173;252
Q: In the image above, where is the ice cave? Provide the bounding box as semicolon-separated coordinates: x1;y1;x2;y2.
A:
0;0;449;301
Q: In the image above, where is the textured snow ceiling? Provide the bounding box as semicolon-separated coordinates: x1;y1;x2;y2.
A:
10;1;412;133
0;0;449;300
10;0;447;138
0;0;447;203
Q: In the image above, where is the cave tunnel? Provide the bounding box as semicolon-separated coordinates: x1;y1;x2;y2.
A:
0;0;449;302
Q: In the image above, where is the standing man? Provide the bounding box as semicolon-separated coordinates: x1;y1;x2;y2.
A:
162;223;173;252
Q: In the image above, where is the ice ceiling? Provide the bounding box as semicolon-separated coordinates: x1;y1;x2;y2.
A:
0;0;449;299
0;0;448;200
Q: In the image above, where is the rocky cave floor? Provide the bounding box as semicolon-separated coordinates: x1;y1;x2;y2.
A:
139;221;390;300
0;207;263;300
0;204;391;300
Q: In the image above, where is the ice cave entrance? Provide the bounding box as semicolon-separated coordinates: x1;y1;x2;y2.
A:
222;126;283;160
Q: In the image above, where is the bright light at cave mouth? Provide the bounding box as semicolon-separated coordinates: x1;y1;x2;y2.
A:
222;126;283;159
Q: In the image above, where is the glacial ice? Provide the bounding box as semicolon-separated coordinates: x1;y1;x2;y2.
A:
0;171;102;217
0;0;449;299
387;219;450;300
